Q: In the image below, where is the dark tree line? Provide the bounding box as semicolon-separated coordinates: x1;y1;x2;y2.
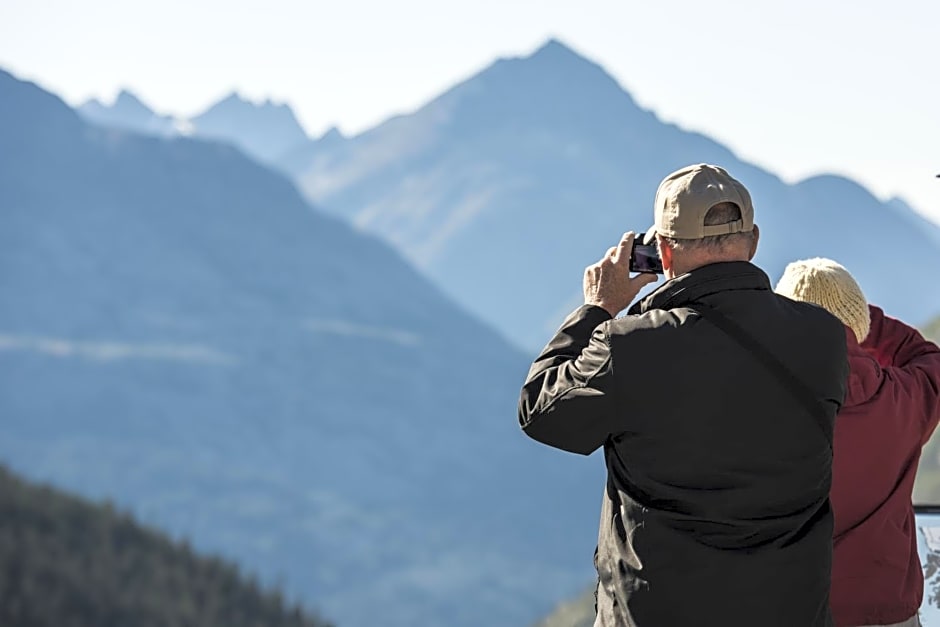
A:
0;464;333;627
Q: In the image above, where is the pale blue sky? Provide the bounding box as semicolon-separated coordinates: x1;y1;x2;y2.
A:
2;0;938;221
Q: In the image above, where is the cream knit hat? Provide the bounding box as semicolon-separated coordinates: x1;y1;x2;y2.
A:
775;258;870;343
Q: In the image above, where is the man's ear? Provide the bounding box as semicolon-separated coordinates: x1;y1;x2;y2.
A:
657;235;674;272
748;224;760;260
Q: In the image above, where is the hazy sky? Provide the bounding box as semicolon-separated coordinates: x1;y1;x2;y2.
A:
2;0;938;221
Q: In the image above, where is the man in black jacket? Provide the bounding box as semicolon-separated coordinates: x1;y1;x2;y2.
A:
519;164;849;627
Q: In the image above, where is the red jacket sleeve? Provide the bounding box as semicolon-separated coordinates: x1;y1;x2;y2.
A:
861;305;940;444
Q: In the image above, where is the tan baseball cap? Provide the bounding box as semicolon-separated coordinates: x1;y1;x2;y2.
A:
645;163;754;242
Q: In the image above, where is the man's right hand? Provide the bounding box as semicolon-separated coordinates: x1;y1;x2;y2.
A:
583;232;659;317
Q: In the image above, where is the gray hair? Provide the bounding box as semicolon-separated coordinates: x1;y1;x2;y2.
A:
659;202;755;253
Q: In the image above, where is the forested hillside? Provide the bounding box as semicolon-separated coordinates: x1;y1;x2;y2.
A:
0;465;332;627
926;315;940;343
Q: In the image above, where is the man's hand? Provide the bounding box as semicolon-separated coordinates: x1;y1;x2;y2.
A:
583;232;659;317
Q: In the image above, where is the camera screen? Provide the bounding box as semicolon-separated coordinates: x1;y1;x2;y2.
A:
631;243;663;274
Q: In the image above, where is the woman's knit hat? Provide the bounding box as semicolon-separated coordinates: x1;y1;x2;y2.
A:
775;258;870;343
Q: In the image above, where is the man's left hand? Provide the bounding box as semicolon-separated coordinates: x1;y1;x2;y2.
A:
583;232;659;317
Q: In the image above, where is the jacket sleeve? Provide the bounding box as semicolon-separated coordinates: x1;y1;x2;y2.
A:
518;304;619;456
861;305;940;444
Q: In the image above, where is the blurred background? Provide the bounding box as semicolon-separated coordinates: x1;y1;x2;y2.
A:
1;1;938;626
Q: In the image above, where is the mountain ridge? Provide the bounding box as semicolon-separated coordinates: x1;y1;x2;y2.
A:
79;89;179;137
188;90;309;164
78;86;313;166
282;39;940;349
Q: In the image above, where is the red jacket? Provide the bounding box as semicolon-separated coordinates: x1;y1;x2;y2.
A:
831;305;940;626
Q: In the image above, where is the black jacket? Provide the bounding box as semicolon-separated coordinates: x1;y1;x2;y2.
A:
519;262;848;627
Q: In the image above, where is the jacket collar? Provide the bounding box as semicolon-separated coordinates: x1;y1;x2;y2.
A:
630;261;772;315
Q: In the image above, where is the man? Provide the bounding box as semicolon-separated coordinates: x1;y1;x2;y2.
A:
777;258;940;627
519;164;849;626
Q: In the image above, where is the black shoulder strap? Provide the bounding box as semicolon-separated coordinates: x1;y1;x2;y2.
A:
693;302;833;449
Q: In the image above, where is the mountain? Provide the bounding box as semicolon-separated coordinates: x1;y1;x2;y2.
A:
277;126;347;178
0;69;602;627
189;92;310;164
286;38;940;351
0;464;331;627
79;89;180;137
887;197;940;249
78;90;313;168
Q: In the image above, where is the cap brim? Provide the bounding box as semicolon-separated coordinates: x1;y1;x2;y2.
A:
643;225;658;245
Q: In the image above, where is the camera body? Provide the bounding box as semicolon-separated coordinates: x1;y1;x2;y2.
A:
629;233;664;274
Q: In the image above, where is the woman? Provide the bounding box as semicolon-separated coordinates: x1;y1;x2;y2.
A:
776;258;940;627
